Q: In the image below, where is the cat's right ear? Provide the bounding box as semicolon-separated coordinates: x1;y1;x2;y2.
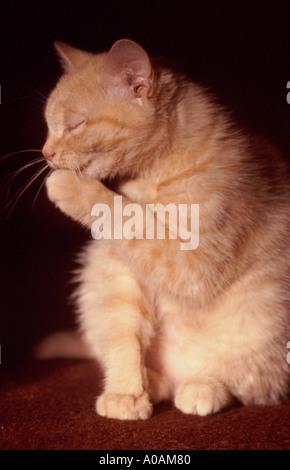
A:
101;39;153;104
54;41;93;73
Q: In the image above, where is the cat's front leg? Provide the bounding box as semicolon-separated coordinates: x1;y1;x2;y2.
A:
78;242;154;420
46;169;108;227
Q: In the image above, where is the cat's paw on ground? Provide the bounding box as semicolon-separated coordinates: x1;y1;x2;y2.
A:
96;391;152;420
174;380;230;416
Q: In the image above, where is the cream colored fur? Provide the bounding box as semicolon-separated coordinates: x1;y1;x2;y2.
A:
41;39;290;419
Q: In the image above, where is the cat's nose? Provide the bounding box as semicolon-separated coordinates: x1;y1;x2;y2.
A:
42;147;56;161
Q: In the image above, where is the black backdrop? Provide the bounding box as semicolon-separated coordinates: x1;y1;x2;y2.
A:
0;0;289;373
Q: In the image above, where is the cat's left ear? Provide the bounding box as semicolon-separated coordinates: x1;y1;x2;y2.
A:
101;39;153;104
54;41;94;73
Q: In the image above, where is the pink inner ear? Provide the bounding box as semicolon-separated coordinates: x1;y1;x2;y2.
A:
101;39;152;94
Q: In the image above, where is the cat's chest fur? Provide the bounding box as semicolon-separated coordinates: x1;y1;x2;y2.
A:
118;178;160;203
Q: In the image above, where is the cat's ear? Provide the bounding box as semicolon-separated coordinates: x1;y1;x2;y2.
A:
54;41;93;73
101;39;152;104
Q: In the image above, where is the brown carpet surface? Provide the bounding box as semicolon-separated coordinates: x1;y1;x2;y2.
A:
0;359;289;450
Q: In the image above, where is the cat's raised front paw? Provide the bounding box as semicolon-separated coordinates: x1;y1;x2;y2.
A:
174;380;230;416
46;169;94;223
96;391;152;420
46;169;78;206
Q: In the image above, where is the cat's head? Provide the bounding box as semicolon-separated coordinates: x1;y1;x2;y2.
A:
42;39;159;180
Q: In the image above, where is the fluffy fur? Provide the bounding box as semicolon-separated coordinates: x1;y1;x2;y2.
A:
42;39;290;419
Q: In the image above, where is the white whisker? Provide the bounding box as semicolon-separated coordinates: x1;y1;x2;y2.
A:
0;149;42;161
4;158;45;179
31;88;48;104
2;158;46;199
5;164;49;218
31;168;52;213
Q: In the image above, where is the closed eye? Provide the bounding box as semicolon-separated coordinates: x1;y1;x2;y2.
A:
66;119;86;133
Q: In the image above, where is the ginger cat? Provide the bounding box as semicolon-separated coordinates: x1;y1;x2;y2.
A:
41;39;290;419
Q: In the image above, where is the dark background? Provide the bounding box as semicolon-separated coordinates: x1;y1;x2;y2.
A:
0;0;289;374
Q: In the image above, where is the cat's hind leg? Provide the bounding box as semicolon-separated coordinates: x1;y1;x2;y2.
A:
173;273;289;416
